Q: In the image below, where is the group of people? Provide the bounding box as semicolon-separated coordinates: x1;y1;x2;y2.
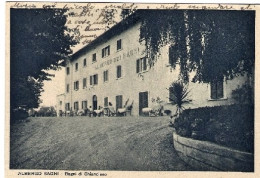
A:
63;100;134;117
73;102;116;117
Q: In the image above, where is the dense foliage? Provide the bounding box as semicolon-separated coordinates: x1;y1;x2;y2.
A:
10;9;77;114
174;104;254;153
139;10;255;83
232;83;254;105
36;106;57;117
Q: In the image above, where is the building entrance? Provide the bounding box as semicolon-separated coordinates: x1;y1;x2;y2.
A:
93;95;98;110
139;91;148;115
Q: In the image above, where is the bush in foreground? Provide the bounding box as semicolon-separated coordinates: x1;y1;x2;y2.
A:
173;104;254;153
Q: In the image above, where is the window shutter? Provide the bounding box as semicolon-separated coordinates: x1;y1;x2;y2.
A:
83;78;86;88
102;49;104;58
93;53;96;62
119;66;122;78
136;60;140;73
90;76;93;85
116;95;123;110
210;82;217;99
217;81;224;98
67;84;69;92
117;39;122;50
84;58;86;66
120;96;123;108
143;58;147;71
104;97;108;107
117;66;121;78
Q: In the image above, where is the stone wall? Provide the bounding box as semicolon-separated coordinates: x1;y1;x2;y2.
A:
173;132;254;172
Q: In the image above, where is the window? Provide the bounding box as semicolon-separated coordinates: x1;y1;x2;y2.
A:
90;74;98;85
65;103;70;111
82;101;87;109
116;65;122;79
116;95;123;110
103;70;109;82
93;74;98;85
210;78;224;99
136;58;147;73
74;101;79;111
74;81;79;90
102;45;110;58
60;101;62;105
75;63;78;71
117;39;122;51
83;58;87;67
83;78;87;88
66;84;70;93
66;67;70;75
104;97;108;107
92;53;96;63
169;86;174;102
90;76;93;85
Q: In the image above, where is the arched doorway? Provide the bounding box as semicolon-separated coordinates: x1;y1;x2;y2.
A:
93;95;98;110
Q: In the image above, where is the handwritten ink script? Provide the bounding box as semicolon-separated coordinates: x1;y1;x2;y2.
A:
9;2;255;49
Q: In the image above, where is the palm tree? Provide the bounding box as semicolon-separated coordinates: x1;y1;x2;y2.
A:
169;81;191;116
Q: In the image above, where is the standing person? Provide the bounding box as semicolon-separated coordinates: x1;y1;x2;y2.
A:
88;106;93;117
108;102;116;116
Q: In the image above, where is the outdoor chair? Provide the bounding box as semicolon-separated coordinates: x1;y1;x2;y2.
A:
117;101;133;116
77;109;85;116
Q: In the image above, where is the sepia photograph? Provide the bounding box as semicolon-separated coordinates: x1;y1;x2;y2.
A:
6;1;258;177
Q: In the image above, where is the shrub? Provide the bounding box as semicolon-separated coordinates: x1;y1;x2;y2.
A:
232;83;253;105
169;81;191;116
174;104;254;153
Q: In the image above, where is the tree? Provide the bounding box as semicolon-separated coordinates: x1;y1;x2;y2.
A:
138;10;255;83
10;9;77;118
37;106;56;117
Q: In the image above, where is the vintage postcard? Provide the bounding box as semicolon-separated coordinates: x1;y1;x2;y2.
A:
5;1;260;178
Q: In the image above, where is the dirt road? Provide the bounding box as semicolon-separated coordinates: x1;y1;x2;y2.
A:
10;116;192;171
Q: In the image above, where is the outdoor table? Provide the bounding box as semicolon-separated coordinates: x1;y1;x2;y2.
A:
94;109;103;117
118;108;128;116
142;107;153;116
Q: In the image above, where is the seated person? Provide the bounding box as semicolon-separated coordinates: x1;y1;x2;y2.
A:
95;106;103;117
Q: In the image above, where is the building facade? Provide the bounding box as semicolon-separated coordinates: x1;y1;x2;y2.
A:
57;13;249;116
56;93;65;117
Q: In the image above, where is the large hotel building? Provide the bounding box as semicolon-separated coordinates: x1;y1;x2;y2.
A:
56;11;249;116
